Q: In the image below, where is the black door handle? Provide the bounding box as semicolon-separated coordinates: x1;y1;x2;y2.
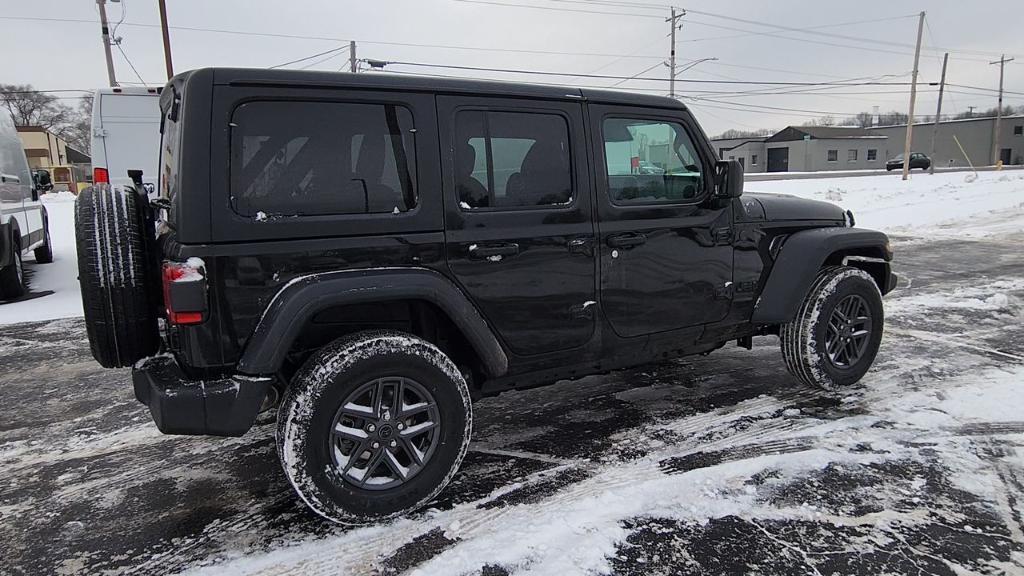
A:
469;242;519;259
607;233;646;249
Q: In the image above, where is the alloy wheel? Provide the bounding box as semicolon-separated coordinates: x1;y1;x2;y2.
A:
329;377;441;490
824;294;872;368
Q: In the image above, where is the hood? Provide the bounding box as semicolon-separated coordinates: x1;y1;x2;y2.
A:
743;192;845;222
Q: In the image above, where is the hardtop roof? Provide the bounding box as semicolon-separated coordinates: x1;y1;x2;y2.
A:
189;67;687;110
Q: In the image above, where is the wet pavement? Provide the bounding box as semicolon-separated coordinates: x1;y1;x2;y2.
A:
1;233;1023;575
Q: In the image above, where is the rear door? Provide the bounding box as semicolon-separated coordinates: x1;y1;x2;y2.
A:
97;92;161;192
438;96;597;357
591;105;733;338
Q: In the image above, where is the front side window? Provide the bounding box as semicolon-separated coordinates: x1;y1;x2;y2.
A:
454;110;572;209
848;149;858;162
230;101;416;217
603;118;704;205
827;149;838;162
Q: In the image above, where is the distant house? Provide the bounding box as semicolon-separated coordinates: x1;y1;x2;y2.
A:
868;115;1024;168
712;126;886;173
16;126;92;193
712;136;767;173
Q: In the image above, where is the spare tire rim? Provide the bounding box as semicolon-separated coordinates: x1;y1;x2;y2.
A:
329;377;441;491
825;294;871;368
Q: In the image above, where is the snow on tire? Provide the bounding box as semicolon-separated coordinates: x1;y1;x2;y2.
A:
74;186;159;368
277;330;472;524
780;266;884;391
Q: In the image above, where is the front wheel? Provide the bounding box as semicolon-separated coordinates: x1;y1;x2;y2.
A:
780;266;884;390
0;247;26;299
277;331;472;524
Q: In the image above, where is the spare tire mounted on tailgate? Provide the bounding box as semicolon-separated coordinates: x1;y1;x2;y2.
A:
75;186;159;368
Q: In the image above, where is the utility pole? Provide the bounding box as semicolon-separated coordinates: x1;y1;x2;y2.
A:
990;54;1014;165
929;52;948;175
349;41;358;73
901;11;925;181
158;0;174;79
96;0;118;87
666;7;684;98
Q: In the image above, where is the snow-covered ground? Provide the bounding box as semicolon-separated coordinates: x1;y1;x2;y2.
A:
749;169;1024;238
1;172;1023;575
0;192;82;324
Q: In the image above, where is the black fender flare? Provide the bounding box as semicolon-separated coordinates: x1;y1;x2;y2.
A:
236;267;509;378
751;227;893;324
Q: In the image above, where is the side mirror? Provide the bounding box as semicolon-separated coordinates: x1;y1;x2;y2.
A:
715;159;743;199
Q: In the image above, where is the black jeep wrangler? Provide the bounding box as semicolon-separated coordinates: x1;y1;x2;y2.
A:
74;68;896;524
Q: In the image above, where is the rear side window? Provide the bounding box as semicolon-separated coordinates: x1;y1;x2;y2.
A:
230;101;416;217
454;110;572;209
602;118;704;205
158;95;181;205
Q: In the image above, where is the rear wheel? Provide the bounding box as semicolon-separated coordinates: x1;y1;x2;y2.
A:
74;186;159;368
277;331;472;524
34;212;53;264
780;266;884;390
0;246;26;300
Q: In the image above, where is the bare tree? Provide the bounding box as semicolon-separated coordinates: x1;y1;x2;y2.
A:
62;95;93;153
1;84;92;152
802;115;836;127
713;128;774;140
0;84;72;130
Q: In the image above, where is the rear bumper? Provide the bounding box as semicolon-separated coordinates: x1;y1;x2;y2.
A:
132;355;271;436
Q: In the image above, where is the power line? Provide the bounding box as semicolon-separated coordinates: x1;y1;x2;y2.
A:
381;60;922;85
454;0;664;18
270;45;350;69
947;83;1024;97
0;14;675;61
114;43;148;85
297;50;350;70
607;60;665;88
551;2;1022;61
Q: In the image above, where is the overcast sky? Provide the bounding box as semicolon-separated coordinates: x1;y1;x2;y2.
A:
3;0;1022;136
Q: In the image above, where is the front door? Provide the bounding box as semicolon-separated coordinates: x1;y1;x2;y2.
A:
1000;148;1013;165
767;147;789;172
591;106;733;338
439;96;597;357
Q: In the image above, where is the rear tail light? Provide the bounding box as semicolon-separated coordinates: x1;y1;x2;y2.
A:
93;167;109;184
162;259;207;325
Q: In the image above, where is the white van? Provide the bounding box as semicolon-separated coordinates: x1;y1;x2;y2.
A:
0;108;52;299
91;87;162;194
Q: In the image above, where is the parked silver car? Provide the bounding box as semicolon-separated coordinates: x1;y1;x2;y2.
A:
0;108;53;299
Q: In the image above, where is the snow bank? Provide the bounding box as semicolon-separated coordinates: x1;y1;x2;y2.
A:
0;193;83;325
749;170;1024;236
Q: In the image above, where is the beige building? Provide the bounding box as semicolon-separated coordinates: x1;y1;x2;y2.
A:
16;126;91;193
16;126;71;169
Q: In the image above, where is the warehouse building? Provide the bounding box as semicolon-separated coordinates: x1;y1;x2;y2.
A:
711;115;1024;174
713;126;887;173
867;115;1024;169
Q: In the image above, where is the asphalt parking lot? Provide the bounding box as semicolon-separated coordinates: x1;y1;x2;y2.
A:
2;233;1023;576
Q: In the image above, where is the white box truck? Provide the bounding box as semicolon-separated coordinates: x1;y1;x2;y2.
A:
90;87;162;195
